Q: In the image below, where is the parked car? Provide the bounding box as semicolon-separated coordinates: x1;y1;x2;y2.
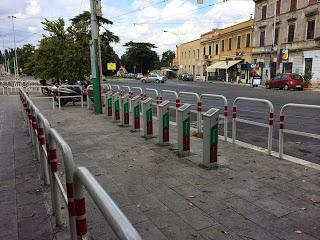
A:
195;74;201;81
141;74;167;83
266;73;304;90
136;73;143;80
182;74;193;81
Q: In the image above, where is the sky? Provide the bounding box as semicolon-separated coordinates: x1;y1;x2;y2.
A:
0;0;255;57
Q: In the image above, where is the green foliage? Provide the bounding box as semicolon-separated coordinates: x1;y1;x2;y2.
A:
26;12;119;80
160;50;175;67
121;41;160;73
303;72;313;84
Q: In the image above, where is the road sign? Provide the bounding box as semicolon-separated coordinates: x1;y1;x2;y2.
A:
107;63;116;71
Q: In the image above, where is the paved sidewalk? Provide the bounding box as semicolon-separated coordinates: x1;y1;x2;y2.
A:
28;98;320;240
0;96;67;240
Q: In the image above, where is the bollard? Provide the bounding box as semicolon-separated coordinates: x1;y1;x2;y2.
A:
202;108;220;168
158;100;170;145
177;104;191;156
112;92;120;122
120;94;130;127
142;97;153;138
130;95;140;131
105;92;113;118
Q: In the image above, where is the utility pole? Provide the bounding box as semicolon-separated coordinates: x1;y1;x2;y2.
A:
8;16;19;79
2;38;7;75
89;0;102;114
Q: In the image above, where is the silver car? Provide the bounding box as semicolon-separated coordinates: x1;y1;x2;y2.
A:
141;74;167;83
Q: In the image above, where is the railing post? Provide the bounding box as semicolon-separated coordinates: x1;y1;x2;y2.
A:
279;114;284;159
74;177;88;240
197;100;202;135
48;134;63;227
224;105;228;141
232;106;237;144
268;112;274;155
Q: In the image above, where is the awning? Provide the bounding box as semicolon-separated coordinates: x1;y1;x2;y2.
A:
207;60;242;72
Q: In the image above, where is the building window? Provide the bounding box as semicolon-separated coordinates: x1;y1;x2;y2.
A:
305;58;313;74
260;31;265;47
262;5;267;20
215;44;219;55
209;45;212;55
193;50;195;57
246;33;251;47
197;49;199;59
276;0;281;15
306;20;315;40
237;36;241;49
288;24;295;43
228;38;232;50
274;28;279;45
290;0;297;11
203;46;206;55
189;51;191;58
221;40;225;51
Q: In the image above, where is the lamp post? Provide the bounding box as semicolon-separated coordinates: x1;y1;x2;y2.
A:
8;16;19;79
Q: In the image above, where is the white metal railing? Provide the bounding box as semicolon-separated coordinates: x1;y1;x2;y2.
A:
232;97;274;155
19;89;142;240
279;103;320;159
201;94;228;141
57;85;84;109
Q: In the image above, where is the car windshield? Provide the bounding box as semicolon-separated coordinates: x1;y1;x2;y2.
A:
291;74;303;80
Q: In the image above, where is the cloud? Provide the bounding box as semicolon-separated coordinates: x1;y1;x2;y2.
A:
0;0;255;57
26;0;41;16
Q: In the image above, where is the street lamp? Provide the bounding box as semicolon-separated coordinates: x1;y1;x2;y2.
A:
8;16;19;79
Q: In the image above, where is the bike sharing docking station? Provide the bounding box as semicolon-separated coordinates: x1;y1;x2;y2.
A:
202;108;219;168
105;92;113;118
177;104;191;156
142;97;153;138
120;94;130;127
130;95;140;131
158;100;170;145
112;92;120;122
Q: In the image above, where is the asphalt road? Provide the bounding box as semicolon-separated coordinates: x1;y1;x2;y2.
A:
111;78;320;163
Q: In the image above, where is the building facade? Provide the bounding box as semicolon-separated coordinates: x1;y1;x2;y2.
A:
176;19;255;82
252;0;320;84
176;38;203;76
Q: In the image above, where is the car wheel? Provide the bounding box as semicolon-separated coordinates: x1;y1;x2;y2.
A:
284;84;289;90
156;79;160;83
266;84;270;89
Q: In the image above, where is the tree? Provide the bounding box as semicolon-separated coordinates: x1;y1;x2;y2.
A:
121;41;160;73
26;11;120;80
160;50;175;67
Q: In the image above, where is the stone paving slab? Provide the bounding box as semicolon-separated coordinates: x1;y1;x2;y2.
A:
5;96;320;240
0;96;69;240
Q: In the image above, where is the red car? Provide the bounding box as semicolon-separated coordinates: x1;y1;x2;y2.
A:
266;73;304;90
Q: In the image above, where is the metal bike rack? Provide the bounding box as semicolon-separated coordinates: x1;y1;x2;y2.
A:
142;97;153;138
202;108;220;168
57;85;84;109
201;94;228;141
232;97;274;155
86;85;93;110
112;92;120;122
19;89;142;240
178;92;201;135
130;95;140;131
158;100;170;145
279;103;320;159
177;104;191;156
111;85;120;92
26;85;56;109
120;94;130;127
